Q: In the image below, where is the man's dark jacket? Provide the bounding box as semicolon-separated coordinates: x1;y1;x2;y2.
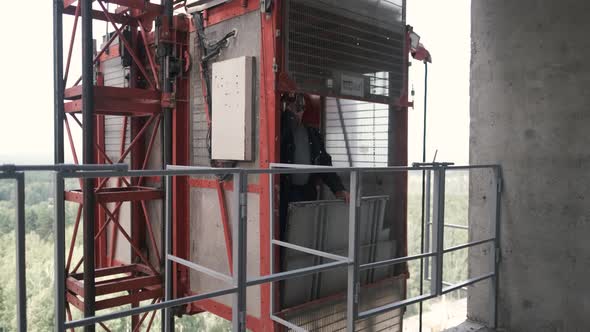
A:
280;114;346;200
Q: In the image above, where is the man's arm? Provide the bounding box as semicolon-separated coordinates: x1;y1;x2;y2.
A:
309;128;346;194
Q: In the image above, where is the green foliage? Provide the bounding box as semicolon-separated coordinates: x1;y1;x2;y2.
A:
405;172;471;317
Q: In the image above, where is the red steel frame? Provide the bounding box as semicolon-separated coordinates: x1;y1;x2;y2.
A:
59;1;190;331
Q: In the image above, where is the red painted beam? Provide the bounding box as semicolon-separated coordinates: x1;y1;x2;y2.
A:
95;187;164;203
63;1;161;17
63;5;135;26
64;99;161;116
63;0;76;9
204;0;259;27
107;0;162;12
66;291;85;312
69;264;140;279
259;2;282;330
171;16;192;302
96;275;161;296
65;85;160;101
66;277;85;297
96;287;162;310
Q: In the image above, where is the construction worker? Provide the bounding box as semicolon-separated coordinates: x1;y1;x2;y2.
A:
279;93;350;209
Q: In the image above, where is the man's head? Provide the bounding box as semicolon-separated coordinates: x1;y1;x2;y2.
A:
283;93;306;124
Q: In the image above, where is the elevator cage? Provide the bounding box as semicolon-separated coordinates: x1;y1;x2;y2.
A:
53;0;411;331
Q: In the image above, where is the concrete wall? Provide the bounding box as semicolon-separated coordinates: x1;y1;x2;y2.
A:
470;1;590;331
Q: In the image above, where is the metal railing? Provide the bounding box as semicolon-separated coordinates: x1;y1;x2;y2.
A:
0;162;501;331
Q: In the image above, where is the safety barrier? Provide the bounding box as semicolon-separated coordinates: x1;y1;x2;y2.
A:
0;162;501;331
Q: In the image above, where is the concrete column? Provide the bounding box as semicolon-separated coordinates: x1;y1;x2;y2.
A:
470;1;590;331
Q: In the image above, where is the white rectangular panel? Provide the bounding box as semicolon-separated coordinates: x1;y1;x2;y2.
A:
211;56;253;161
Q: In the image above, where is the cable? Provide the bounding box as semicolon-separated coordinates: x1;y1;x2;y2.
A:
193;13;237;178
418;61;428;332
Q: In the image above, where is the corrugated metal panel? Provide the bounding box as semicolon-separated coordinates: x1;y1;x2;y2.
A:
102;43;130;164
282;197;395;308
285;0;405;103
325;98;389;167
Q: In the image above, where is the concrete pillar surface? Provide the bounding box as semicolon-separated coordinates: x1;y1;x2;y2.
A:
470;1;590;331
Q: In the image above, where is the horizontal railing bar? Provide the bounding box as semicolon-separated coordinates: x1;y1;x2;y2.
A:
58;167;427;179
444;238;495;254
270;163;340;169
289;195;388;208
442;273;495;295
358;293;437;319
427;222;471;230
446;164;501;171
1;164;500;177
167;254;232;284
247;260;348;287
360;252;436;271
64;286;238;329
272;240;349;262
52;166;504;178
444;223;469;230
0;163;128;172
270;314;307;332
61;168;240;178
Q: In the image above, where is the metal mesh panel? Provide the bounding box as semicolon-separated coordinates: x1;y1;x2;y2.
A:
102;38;131;164
285;0;405;104
280;279;403;331
324;98;389;167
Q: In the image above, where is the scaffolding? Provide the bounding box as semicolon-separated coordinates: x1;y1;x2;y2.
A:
53;1;190;330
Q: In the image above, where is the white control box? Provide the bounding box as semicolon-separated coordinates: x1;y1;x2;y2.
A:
211;56;253;161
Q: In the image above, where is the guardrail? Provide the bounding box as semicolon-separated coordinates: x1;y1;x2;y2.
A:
0;162;501;331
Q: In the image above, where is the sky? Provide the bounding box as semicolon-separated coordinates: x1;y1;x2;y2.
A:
406;0;471;165
0;0;471;165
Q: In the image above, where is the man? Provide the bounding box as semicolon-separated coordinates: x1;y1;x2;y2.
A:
279;93;350;205
277;93;350;308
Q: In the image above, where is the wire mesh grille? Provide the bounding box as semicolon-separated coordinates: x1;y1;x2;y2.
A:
286;0;405;104
324;98;389;167
102;37;131;165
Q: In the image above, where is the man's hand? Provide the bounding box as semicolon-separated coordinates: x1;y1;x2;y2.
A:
335;191;350;204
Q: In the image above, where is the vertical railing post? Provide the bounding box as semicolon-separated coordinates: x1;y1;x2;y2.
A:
81;0;96;329
164;174;174;331
53;0;64;164
15;173;26;332
268;170;275;317
431;166;446;296
347;170;361;331
54;171;66;332
232;172;248;332
424;169;432;282
491;167;503;328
